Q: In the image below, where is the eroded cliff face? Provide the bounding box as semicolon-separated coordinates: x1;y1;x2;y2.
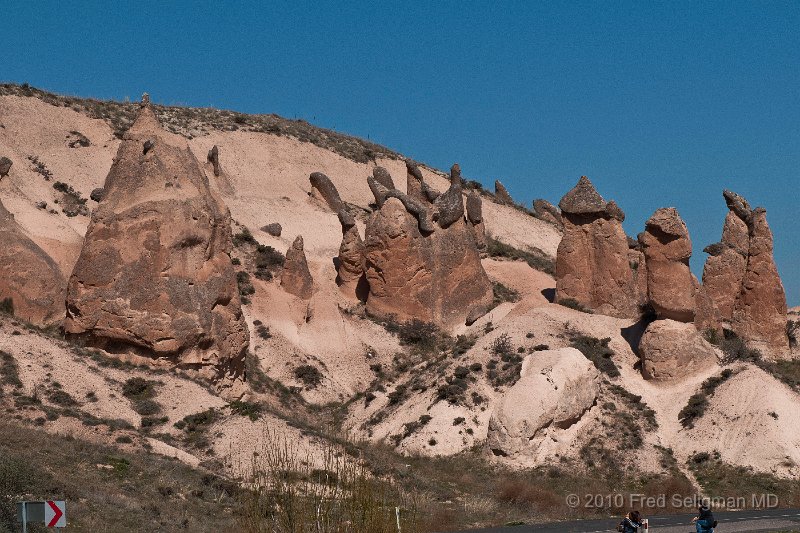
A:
64;100;248;388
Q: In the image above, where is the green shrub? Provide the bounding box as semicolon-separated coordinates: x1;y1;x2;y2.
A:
570;335;618;377
294;365;323;388
492;282;520;306
486;237;555;275
679;370;734;428
122;377;155;400
0;351;21;389
558;298;593;313
0;298;13;316
134;399;161;416
233;227;257;246
229;400;262;421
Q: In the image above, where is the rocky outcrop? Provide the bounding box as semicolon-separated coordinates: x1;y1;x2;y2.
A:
0;157;12;178
699;211;748;323
63;98;248;387
207;145;222;177
371;166;395;190
261;223;282;237
335;210;365;290
731;207;789;358
364;181;493;329
639;319;717;380
466;192;487;250
405;160;439;204
487;348;599;458
309;172;344;212
698;191;789;358
0;199;66;325
494;180;514;205
639;208;696;322
532;199;563;230
281;236;314;300
432;164;464;229
90;187;105;202
555;176;638;318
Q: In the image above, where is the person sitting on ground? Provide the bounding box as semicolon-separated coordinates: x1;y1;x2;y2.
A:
692;502;716;533
618;510;644;532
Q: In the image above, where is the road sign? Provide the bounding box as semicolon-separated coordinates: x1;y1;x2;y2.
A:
17;500;66;530
45;501;66;527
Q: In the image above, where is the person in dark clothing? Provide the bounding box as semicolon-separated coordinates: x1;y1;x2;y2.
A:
692;503;716;533
619;510;644;532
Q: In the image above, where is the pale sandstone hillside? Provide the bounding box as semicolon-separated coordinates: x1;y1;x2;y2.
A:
1;86;799;496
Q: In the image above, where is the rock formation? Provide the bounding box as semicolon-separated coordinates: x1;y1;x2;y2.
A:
405;160;439;204
371;166;395;190
494;179;514;205
63;97;248;387
532;199;563;230
698;190;789;358
638;319;717;380
335;210;365;291
281;236;314;300
90;187;105;202
0;199;66;325
639;208;696;322
731;207;789;357
700;211;748;322
487;348;599;458
466;191;487;250
207;145;222;177
309;172;344;212
555;176;638;318
261;222;282;237
364;165;493;328
0;157;12;178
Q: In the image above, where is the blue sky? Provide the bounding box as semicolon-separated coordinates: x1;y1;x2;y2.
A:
4;1;798;303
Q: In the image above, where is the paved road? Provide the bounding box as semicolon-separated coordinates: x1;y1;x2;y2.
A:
458;508;800;532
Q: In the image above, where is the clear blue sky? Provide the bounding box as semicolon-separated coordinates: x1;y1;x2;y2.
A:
5;1;799;304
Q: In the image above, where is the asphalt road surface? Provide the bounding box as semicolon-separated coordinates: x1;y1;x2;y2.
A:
458;508;800;532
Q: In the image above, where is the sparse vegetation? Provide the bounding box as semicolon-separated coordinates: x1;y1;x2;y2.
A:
237;271;256;304
294;364;323;388
557;298;593;313
0;298;13;316
689;455;800;507
570;335;618;377
679;369;734;428
492;281;520;307
229;400;263;421
0;351;22;391
719;331;762;364
486;237;555;275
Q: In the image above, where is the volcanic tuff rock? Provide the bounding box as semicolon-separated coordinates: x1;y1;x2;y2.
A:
366;176;435;233
405;160;439;204
555;176;637;318
466;191;487;250
432;164;465;229
731;207;789;358
532;199;563;230
261;222;282;237
207;145;222;177
699;211;748;322
371;166;395;191
364;186;493;328
698;190;789;358
494;179;514;205
487;348;599;458
90;187;105;202
309;171;344;212
638;319;717;381
0;199;66;325
281;235;314;300
336;210;366;290
0;156;11;177
639;208;696;322
63;98;248;387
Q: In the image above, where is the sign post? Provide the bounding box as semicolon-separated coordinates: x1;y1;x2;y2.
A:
17;500;66;531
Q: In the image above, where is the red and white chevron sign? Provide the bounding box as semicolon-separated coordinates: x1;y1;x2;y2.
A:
45;500;66;528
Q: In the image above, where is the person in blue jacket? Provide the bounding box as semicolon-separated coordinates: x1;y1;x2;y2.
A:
692;502;716;532
619;510;644;532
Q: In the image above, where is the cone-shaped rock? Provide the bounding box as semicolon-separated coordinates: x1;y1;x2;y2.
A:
494;180;514;205
732;207;789;358
639;208;696;322
364;196;493;329
372;166;395;191
0;199;66;325
555;177;637;318
466;192;487;250
64;98;248;387
207;145;222;177
433;164;465;229
336;210;365;290
281;236;314;300
405;160;439;204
